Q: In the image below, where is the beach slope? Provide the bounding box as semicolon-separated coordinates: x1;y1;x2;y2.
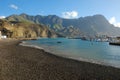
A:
0;39;120;80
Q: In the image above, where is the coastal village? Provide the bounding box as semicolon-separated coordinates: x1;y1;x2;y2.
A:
72;35;120;46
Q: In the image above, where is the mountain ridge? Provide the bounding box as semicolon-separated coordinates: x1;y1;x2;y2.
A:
6;13;120;38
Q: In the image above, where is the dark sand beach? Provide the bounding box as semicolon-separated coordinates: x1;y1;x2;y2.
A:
0;39;120;80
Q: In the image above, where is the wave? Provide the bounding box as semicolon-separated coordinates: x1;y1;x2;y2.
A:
20;41;44;50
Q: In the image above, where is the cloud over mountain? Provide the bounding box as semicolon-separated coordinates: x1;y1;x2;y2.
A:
62;11;78;19
10;4;18;10
109;17;120;27
0;16;6;19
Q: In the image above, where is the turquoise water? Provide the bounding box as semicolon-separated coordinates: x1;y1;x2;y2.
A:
23;38;120;68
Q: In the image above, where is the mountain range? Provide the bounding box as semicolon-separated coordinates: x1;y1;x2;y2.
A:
1;13;120;38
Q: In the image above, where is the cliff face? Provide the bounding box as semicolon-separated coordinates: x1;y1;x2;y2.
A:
6;13;120;37
0;20;57;38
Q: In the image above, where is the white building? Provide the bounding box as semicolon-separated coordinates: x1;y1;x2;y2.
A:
0;31;7;39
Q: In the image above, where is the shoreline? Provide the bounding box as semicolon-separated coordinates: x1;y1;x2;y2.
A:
0;39;120;79
20;40;119;69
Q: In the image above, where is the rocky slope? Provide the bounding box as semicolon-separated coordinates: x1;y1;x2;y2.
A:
0;19;57;38
6;13;120;38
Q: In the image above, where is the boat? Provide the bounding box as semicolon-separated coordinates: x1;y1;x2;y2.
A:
57;41;62;43
109;42;120;46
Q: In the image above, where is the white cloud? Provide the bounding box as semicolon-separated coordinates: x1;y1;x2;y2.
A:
109;17;116;24
0;16;6;19
62;11;78;19
109;17;120;28
10;4;18;10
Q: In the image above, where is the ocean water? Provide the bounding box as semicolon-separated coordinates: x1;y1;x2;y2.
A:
22;38;120;68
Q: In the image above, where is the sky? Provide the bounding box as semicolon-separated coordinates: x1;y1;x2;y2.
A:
0;0;120;27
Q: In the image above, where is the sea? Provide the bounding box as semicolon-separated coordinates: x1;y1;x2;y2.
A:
21;38;120;68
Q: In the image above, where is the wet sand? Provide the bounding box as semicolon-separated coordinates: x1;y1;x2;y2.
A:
0;39;120;80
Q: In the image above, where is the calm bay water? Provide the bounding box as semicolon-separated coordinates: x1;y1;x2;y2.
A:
23;38;120;68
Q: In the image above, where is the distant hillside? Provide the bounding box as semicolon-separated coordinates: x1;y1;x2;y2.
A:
0;19;57;38
62;15;120;37
6;13;120;38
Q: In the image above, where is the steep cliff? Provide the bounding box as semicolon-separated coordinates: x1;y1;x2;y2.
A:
0;19;57;38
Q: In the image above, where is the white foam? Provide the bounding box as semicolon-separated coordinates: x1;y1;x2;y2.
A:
20;41;44;50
